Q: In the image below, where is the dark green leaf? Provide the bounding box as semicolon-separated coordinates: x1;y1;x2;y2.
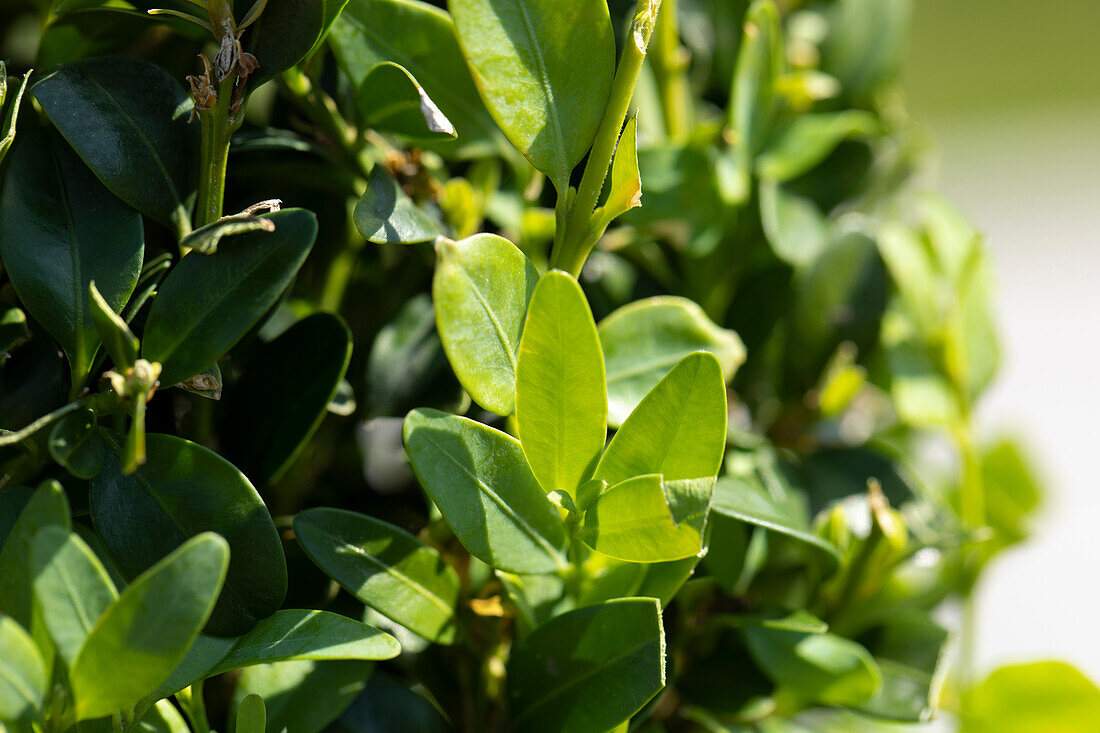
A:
33;56;197;230
47;409;104;479
353;166;440;245
142;209;317;387
244;0;332;88
508;598;665;733
357;62;456;141
91;433;287;636
179;214;276;256
329;673;449;733
364;295;451;417
233;660;372;733
403;409;568;573
0;307;30;356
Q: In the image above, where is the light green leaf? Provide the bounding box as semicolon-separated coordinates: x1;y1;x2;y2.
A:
30;527;118;668
0;480;70;629
233;660;372;733
578;475;713;563
508;598;665;733
450;0;616;188
209;610;399;677
70;533;229;720
756;111;878;182
594;351;727;485
88;281;139;371
515;270;606;497
354;166;440;245
599;297;744;427
0;614;46;725
599;113;642;223
744;627;881;707
403;409;568;573
357;62;456;141
294;508;460;644
433;234;538;415
759;180;828;269
235;694;266;733
960;662;1100;733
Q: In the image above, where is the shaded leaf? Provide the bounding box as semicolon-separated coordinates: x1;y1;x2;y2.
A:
353;166;440;245
357;62;456;140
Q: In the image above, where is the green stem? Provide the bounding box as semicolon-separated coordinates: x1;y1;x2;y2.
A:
177;682;210;733
550;0;662;276
651;0;691;142
194;75;239;230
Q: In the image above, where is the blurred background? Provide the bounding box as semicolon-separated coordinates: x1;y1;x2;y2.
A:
904;0;1100;681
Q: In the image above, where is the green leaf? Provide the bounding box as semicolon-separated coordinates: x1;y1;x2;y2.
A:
244;0;335;88
0;126;143;385
759;180;828;269
141;698;191;733
91;433;287;637
147;634;237;702
820;0;912;99
0;613;46;725
515;270;606;497
364;295;454;417
353;166;440;245
328;673;450;733
403;409;568;573
711;476;840;565
46;408;104;480
30;527;118;668
960;662;1100;733
433;234;538;415
294;508;460;644
743;627;881;707
330;0;504;159
599;297;745;427
578;475;713;563
0;66;30;165
594;352;727;486
235;694;266;733
449;0;616;188
980;439;1042;553
857;611;949;722
208;610;400;676
223;313;352;483
0;480;71;629
756;111;878;182
0;307;30;356
179;214;276;256
88;281;139;371
142;209;317;387
600;114;643;223
508;598;665;733
33;56;197;230
357;62;456;141
233;660;372;733
70;533;229;721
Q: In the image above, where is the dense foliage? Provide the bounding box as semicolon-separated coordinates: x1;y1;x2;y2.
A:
0;0;1079;731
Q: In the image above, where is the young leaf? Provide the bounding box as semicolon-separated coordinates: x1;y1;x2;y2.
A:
594;352;727;486
432;234;538;415
599;297;745;427
357;62;456;141
0;480;71;629
142;209;317;387
596;114;643;225
235;694;267;733
294;508;460;644
508;598;666;733
47;408;105;479
353;166;440;245
578;475;713;563
233;660;372;733
222;313;353;484
756;111;878;182
91;433;287;637
30;527;118;668
208;610;400;676
449;0;616;189
402;409;568;573
0;65;30;164
743;627;882;707
0;126;143;386
33;56;197;230
70;533;229;721
179;214;277;256
89;281;139;370
515;270;606;497
0;613;47;725
330;0;505;159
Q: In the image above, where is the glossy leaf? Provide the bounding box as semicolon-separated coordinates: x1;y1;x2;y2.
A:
223;313;352;483
743;627;881;707
353;166;440;245
757;111;878;182
594;352;727;485
89;281;139;370
433;234;538;415
142;209;317;387
508;598;665;733
91;433;287;637
515;270;606;497
450;0;616;188
599;297;745;427
245;0;339;88
33;56;197;229
235;694;266;733
578;475;713;563
330;0;504;158
0;613;46;725
0;480;71;629
209;610;400;676
0;126;143;383
960;662;1100;733
294;508;460;644
403;409;568;573
233;660;372;733
601;114;643;223
47;408;104;480
30;527;118;668
357;62;456;140
70;533;229;720
329;673;450;733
